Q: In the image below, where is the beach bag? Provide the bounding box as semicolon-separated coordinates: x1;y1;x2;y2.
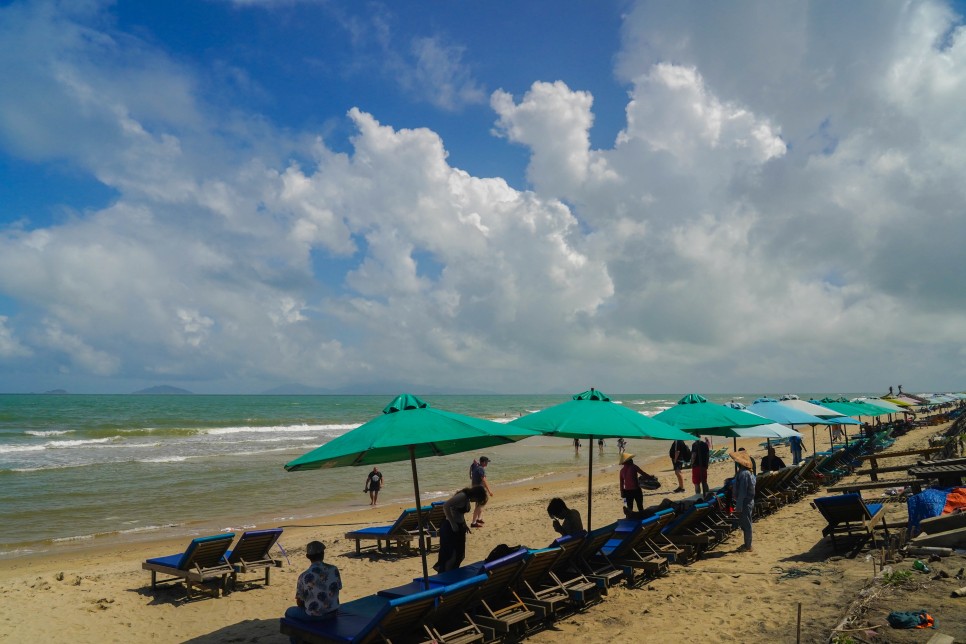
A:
484;543;524;563
638;472;661;490
887;610;934;629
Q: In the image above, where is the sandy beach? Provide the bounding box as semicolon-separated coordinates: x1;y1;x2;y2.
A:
1;418;964;643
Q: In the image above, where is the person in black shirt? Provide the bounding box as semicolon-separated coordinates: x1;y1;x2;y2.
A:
760;446;786;473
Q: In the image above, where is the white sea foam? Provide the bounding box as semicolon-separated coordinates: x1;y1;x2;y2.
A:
24;430;72;437
139;456;188;463
205;423;357;436
51;533;94;543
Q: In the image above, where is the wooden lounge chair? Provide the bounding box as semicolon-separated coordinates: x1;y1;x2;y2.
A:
344;506;430;555
597;517;669;585
574;524;625;590
469;549;537;639
546;534;603;608
812;493;889;558
514;548;572;620
279;586;443;644
661;503;719;555
420;574;488;644
142;533;236;599
226;528;283;588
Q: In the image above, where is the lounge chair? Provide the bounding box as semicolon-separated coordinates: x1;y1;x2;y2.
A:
598;517;669;585
514;548;571;620
467;548;536;639
812;493;889;557
226;528;283;588
420;575;488;644
546;534;603;608
344;506;431;555
661;503;719;556
279;587;443;644
574;524;625;590
142;533;236;599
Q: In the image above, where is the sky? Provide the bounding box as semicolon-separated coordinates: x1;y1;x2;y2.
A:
1;0;965;395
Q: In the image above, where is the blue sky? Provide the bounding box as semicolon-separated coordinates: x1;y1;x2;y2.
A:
1;0;965;394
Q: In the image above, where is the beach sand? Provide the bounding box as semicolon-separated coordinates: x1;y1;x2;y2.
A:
1;420;963;643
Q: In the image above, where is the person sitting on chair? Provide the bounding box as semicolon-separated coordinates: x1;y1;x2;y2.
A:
760;446;786;473
547;497;584;537
285;541;342;623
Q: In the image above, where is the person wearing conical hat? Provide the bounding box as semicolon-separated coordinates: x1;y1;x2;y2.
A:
730;450;756;553
619;453;646;515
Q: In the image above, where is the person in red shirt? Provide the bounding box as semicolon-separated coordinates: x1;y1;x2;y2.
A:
619;453;647;514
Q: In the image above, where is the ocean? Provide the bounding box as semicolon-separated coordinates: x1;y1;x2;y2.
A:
0;392;861;559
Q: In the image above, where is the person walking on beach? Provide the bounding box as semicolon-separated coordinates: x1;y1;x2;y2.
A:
364;467;383;505
547;497;584;537
691;436;711;496
619;453;647;515
285;541;342;624
469;456;493;528
730;451;756;553
435;485;488;572
616;437;627;454
573;438;581;454
789;434;807;465
598;438;605;456
669;439;690;493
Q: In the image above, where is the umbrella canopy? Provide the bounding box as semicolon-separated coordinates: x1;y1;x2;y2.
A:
285;393;540;582
777;398;845;419
509;388;692;530
654;393;771;435
747;398;831;426
812;398;891;418
852;397;905;413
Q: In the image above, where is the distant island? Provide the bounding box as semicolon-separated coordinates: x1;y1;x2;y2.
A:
43;389;69;395
131;385;194;395
262;382;496;395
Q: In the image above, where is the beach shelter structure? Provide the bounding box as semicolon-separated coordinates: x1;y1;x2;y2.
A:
284;394;541;584
776;398;857;454
508;388;693;530
654;394;771;435
747;398;830;427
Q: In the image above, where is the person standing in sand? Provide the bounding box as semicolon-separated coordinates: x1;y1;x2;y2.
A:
618;453;646;515
789;434;806;465
668;439;690;493
435;485;488;572
690;436;711;496
573;438;581;454
285;541;342;624
730;450;756;553
469;456;492;528
364;467;383;505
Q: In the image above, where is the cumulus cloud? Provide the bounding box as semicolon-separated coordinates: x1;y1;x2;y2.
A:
0;0;964;393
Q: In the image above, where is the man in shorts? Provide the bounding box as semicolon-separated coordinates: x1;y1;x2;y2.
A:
469;456;493;527
668;439;689;493
690;437;710;496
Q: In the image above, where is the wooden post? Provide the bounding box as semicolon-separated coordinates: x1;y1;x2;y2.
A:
796;602;802;643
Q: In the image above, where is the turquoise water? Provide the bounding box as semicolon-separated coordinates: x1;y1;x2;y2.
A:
0;392;862;558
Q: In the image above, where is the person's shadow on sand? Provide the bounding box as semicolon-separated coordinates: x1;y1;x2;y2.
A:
181;618;279;643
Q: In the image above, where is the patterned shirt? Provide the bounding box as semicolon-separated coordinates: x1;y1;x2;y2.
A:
296;561;342;617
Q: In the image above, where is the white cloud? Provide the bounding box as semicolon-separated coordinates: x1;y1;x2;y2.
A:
0;0;965;393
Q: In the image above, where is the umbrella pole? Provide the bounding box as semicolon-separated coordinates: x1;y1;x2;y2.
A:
408;446;430;587
811;425;817;456
586;434;593;532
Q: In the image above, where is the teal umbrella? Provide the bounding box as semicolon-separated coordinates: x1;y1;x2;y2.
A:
654;394;771;435
285;394;540;583
509;388;693;530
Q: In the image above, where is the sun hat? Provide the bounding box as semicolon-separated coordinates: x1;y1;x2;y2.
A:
306;541;326;557
619;453;635;465
729;450;754;470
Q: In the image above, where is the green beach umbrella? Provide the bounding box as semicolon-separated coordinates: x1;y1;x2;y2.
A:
653;394;771;435
285;393;540;583
508;388;693;530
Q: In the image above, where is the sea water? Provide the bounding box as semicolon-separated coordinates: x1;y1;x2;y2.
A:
0;392;857;558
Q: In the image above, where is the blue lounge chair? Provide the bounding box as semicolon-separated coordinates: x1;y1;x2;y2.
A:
598;517;669;584
344;506;431;555
420;574;488;644
142;533;236;599
546;534;603;608
279;587;443;644
574;524;625;589
226;528;283;588
515;547;571;620
812;493;888;557
661;503;718;554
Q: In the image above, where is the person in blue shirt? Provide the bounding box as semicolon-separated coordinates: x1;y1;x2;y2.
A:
730;451;757;553
789;435;807;465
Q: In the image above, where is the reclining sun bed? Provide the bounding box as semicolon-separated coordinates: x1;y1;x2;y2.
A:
226;528;283;588
142;533;236;599
812;493;889;557
344;506;432;555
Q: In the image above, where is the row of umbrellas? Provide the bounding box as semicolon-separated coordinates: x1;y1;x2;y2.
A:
283;389;910;582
